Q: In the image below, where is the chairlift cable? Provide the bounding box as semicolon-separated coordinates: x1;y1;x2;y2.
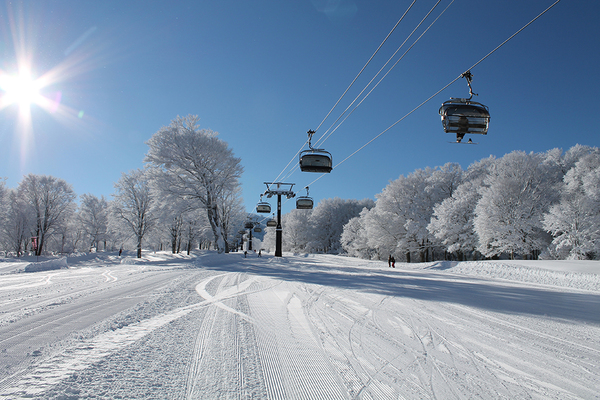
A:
268;0;424;187
307;0;562;187
313;0;417;136
315;0;452;149
464;0;561;74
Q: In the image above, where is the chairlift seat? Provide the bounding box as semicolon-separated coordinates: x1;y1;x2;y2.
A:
266;219;277;227
296;196;314;210
439;99;490;135
256;202;271;213
299;149;333;173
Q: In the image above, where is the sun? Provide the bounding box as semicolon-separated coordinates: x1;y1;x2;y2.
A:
0;69;42;111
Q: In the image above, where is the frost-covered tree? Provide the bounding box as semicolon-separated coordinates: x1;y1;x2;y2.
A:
282;209;312;252
112;169;156;258
341;208;378;259
307;197;374;253
366;165;459;262
17;174;77;256
218;187;247;252
474;151;562;259
428;157;494;260
78;193;110;252
145;115;243;253
0;188;32;256
543;150;600;259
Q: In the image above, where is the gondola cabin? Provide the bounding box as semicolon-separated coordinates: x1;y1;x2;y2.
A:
296;196;314;210
266;219;277;227
254;227;262;233
299;149;333;173
439;98;490;136
256;202;271;213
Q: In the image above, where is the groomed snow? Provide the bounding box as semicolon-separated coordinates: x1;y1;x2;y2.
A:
0;251;598;399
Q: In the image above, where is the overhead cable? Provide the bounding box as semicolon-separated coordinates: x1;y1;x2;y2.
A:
304;0;562;189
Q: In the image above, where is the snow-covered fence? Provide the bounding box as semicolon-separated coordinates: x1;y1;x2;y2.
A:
24;257;68;273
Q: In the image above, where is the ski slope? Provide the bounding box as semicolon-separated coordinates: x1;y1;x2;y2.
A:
0;251;598;399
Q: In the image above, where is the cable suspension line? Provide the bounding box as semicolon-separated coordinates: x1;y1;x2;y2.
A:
313;0;417;135
304;0;562;190
268;0;431;190
315;0;452;150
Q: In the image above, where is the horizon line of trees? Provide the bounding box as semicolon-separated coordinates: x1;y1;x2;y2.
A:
0;115;246;258
262;144;600;262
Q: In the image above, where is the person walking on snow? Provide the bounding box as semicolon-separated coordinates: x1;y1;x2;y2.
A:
388;255;392;267
391;256;395;268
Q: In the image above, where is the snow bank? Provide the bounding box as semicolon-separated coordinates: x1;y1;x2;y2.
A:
24;257;68;273
422;260;600;291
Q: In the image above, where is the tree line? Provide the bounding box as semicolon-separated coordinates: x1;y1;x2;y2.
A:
262;145;600;262
0;115;246;258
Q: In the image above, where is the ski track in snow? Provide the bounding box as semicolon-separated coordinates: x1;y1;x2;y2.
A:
0;252;598;399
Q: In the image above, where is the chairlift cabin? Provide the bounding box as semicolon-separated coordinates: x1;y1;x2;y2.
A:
244;222;254;229
256;202;271;213
299;149;333;173
299;129;333;173
266;219;277;227
296;196;314;210
254;227;262;233
439;98;490;138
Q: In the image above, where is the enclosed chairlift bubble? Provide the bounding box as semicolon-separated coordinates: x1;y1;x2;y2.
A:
439;99;489;134
296;186;314;210
299;130;332;173
439;71;490;143
266;213;277;227
256;195;271;213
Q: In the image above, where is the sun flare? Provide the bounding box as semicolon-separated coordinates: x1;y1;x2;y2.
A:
0;70;42;110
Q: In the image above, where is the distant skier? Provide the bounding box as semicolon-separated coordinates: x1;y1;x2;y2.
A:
391;256;395;268
258;250;262;257
388;255;392;268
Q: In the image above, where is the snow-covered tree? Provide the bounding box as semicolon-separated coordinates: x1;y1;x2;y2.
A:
282;209;312;252
365;165;458;262
307;197;374;253
543;150;600;259
145;115;243;253
428;157;494;260
17;174;76;256
0;188;32;256
341;207;377;259
112;169;157;258
78;193;110;252
474;151;562;259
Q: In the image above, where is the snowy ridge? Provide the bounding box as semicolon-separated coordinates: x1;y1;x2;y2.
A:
23;257;67;273
416;260;600;291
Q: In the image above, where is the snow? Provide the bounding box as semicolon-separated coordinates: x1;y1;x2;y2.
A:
0;251;599;399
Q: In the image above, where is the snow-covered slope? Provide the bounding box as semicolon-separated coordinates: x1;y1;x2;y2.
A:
0;251;598;399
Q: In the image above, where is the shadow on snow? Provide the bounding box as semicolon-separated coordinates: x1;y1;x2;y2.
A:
195;252;600;326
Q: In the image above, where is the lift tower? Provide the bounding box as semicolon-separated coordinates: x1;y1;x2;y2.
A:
263;182;295;257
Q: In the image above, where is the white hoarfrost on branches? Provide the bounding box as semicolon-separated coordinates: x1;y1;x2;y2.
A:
111;169;157;258
543;150;600;259
428;157;494;260
145;115;243;253
474;151;562;259
78;194;110;252
17;174;77;256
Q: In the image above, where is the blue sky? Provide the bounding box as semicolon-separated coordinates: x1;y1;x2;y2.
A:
1;0;598;214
